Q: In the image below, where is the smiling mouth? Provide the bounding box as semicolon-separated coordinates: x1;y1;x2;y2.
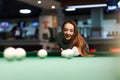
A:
65;34;72;39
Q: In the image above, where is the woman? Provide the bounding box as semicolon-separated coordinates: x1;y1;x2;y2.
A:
56;19;94;56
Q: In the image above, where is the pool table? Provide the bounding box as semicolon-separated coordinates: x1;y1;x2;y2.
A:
0;51;119;80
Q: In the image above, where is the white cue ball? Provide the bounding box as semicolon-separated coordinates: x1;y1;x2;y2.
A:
37;49;47;58
3;47;16;60
61;49;74;59
15;48;26;60
72;46;80;56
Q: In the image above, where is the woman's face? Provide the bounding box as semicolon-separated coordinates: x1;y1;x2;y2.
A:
63;23;74;40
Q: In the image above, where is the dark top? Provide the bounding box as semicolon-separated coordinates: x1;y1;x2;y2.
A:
56;32;71;49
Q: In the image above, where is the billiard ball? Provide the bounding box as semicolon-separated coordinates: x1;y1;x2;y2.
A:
37;49;47;58
15;47;26;60
3;47;16;60
61;49;74;59
72;46;80;56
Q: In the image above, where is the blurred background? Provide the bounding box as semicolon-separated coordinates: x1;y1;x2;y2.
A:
0;0;120;52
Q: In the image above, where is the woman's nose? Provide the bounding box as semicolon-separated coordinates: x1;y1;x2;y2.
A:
66;31;71;34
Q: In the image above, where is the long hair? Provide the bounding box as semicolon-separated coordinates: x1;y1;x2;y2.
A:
62;19;93;56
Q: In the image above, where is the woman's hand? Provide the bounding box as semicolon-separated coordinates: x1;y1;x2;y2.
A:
60;48;63;51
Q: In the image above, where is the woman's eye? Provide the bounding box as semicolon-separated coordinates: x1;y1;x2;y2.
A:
70;30;74;32
64;29;68;31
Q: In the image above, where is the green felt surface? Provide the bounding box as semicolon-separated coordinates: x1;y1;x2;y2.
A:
0;57;119;80
0;51;119;80
0;50;120;80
